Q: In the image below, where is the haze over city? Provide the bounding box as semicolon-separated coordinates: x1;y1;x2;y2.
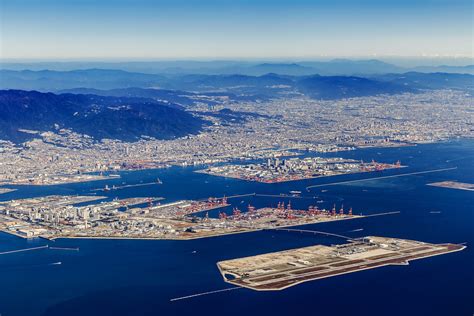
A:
0;1;472;316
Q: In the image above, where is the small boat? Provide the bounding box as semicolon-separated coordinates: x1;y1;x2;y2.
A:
156;178;163;184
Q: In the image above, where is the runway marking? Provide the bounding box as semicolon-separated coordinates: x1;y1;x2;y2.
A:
306;167;457;189
170;287;241;302
0;245;49;255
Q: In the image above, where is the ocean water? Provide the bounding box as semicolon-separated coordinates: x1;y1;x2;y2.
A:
0;140;473;316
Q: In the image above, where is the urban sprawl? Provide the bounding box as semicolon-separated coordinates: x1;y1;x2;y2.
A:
0;90;472;185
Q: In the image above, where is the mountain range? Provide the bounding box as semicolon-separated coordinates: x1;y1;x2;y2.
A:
1;69;472;101
2;59;473;76
0;90;205;143
0;64;472;143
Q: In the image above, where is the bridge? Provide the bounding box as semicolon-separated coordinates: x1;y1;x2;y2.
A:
268;228;351;240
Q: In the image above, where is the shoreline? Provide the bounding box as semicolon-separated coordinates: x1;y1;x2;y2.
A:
196;165;407;184
0;211;401;242
218;241;466;291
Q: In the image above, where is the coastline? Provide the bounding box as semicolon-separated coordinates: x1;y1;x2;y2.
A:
0;212;396;242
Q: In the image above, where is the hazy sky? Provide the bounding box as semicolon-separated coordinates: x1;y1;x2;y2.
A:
1;0;472;60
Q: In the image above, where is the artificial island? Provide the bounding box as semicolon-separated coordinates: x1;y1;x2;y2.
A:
217;236;466;291
427;181;474;191
0;194;363;240
198;157;403;183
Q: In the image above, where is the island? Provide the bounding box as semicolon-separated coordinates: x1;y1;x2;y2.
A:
197;157;403;183
8;173;121;186
0;195;364;240
217;236;466;291
427;181;474;191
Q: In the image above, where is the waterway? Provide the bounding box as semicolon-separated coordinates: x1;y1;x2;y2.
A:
0;140;473;316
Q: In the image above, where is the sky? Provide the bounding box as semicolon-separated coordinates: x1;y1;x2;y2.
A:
0;0;473;60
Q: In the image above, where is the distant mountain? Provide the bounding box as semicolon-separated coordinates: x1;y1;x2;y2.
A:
58;87;198;108
0;69;295;98
374;72;474;92
161;73;297;99
57;87;264;106
298;59;404;75
0;90;205;143
241;63;317;76
2;70;472;103
169;73;294;90
296;75;415;99
2;59;473;76
412;65;474;75
157;60;404;76
0;69;166;91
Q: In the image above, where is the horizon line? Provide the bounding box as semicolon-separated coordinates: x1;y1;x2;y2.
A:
1;55;473;63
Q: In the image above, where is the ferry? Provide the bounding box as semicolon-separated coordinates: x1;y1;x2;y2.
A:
289;190;302;194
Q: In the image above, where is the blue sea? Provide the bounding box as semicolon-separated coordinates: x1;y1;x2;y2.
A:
0;140;473;316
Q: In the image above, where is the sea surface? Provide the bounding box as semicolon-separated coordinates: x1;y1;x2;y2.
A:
0;140;473;316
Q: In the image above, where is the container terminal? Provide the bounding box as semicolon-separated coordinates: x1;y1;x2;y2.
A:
0;195;365;240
